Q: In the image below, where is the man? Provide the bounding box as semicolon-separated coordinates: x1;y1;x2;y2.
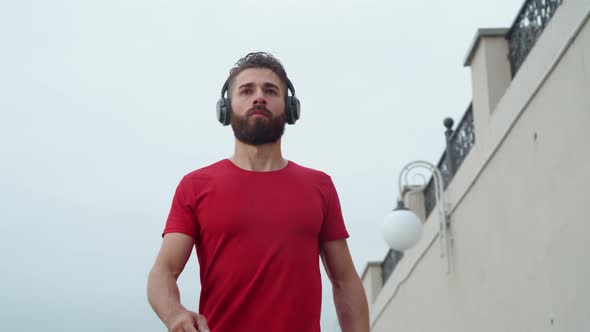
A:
147;52;369;332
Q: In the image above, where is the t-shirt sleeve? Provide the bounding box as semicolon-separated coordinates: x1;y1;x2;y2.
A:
162;176;200;240
319;177;350;242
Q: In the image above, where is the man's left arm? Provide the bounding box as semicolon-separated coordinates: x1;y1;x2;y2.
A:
321;239;370;332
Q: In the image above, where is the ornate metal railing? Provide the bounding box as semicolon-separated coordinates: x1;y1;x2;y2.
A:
449;105;476;172
424;104;475;219
382;249;404;284
507;0;563;76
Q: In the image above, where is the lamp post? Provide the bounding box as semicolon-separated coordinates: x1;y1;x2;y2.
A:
382;160;452;274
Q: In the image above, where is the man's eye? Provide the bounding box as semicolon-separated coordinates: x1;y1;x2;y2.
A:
241;89;252;95
266;89;277;95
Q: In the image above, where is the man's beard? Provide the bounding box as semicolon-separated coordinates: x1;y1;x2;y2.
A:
230;106;286;146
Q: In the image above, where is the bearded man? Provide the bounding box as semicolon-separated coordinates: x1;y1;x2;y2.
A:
147;52;369;332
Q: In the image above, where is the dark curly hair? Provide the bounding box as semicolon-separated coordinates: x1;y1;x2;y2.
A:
226;52;289;96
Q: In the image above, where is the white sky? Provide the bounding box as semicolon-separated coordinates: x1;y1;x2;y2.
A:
0;0;522;331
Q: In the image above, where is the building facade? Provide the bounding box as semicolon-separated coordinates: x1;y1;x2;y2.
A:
362;0;590;331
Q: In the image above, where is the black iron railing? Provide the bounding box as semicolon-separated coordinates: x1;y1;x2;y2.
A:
382;249;404;284
424;104;475;219
507;0;563;76
450;106;476;172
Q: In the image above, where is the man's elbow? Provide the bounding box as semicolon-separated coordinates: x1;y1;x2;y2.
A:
331;271;363;291
150;262;182;281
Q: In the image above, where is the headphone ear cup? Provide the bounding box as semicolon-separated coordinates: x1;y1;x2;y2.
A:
285;96;301;125
216;98;231;126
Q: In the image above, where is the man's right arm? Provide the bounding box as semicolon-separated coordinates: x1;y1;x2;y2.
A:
147;233;210;332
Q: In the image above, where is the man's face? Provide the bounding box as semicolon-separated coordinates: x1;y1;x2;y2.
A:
229;68;286;146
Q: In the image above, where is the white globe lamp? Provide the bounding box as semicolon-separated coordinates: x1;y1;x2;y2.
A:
383;160;451;273
382;200;423;251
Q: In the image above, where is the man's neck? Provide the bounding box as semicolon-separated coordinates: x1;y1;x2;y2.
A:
230;139;287;172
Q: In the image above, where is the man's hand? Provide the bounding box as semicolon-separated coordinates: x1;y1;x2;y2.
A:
166;308;210;332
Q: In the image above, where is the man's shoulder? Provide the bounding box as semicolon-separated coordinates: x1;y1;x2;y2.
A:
178;159;229;186
185;159;228;177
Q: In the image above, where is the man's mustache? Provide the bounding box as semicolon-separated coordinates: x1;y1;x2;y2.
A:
247;106;272;117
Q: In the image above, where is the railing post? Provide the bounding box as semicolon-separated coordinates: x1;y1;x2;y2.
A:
443;118;456;177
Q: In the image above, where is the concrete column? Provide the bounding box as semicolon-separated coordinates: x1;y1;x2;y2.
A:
464;28;512;149
403;186;426;223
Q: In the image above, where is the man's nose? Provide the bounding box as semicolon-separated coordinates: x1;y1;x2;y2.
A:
252;89;267;105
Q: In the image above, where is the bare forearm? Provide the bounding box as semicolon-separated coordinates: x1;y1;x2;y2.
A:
147;267;185;326
333;277;370;332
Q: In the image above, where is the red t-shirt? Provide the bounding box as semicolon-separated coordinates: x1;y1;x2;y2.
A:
163;159;349;332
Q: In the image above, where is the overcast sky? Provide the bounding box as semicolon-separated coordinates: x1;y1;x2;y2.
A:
1;0;522;331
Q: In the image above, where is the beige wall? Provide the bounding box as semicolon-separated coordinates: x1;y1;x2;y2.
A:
366;0;590;331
